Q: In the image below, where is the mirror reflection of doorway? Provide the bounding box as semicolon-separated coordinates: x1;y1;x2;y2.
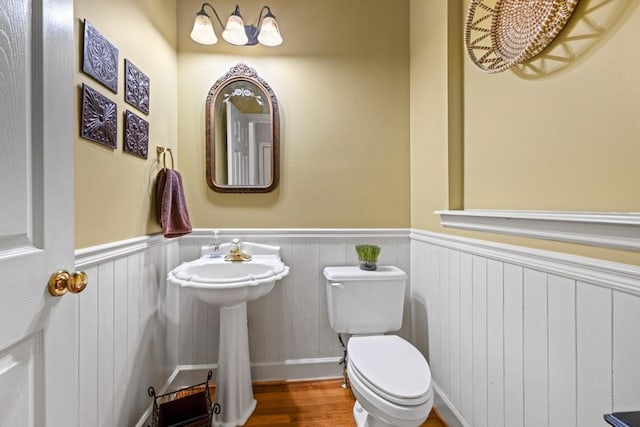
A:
226;102;271;186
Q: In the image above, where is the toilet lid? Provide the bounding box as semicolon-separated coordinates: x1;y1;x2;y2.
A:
323;266;407;281
348;335;431;405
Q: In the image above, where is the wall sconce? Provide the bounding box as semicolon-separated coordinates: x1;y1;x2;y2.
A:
190;3;283;47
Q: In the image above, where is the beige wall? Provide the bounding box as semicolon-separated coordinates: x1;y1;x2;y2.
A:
74;0;177;248
464;1;640;212
73;0;639;265
410;1;453;232
177;0;410;229
74;0;410;247
410;0;640;265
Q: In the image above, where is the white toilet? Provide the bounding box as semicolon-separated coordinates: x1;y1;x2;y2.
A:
323;266;433;427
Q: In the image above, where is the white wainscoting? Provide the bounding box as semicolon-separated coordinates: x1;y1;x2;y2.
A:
411;230;640;427
74;228;640;427
73;229;410;426
74;235;178;427
174;229;411;380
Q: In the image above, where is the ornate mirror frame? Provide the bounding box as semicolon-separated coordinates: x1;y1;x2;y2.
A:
205;63;280;193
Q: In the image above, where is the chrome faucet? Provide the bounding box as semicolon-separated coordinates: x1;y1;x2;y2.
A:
225;238;252;262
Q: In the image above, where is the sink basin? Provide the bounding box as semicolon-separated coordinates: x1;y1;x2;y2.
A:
168;254;288;307
167;241;289;427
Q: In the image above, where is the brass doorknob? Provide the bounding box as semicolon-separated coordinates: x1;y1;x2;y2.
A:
48;270;88;297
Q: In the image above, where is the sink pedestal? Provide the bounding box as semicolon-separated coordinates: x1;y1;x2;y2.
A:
214;302;257;427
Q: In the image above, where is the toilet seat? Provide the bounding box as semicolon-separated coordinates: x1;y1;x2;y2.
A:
348;335;431;406
347;335;433;426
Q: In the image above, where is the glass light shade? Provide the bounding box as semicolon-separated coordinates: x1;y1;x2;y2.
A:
191;14;218;45
222;14;248;45
257;16;282;46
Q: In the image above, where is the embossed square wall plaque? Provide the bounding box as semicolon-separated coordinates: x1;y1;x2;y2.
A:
80;83;117;149
124;110;149;159
124;59;150;115
82;19;119;93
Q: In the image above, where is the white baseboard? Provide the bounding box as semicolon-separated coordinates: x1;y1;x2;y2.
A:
169;357;343;385
250;357;343;382
432;382;469;427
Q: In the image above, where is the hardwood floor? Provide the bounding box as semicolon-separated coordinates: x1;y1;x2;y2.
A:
211;379;447;427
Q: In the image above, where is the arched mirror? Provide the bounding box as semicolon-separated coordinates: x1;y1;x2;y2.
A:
206;63;280;193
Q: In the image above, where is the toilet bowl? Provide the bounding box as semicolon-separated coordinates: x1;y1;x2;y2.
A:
347;335;433;427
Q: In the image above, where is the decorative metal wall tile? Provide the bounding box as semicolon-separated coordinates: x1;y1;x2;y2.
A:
81;83;117;149
124;110;149;159
124;59;150;115
82;19;119;93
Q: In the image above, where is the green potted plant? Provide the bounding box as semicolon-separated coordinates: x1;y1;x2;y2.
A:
355;244;381;271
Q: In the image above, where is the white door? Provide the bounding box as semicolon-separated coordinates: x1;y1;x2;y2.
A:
247;120;270;186
0;0;78;426
226;102;250;185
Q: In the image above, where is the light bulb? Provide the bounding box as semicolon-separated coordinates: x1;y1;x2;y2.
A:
190;13;217;45
222;10;248;45
257;15;282;46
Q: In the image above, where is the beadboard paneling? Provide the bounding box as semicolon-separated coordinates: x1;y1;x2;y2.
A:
548;275;576;427
411;231;640;427
75;237;176;427
486;259;504;427
75;229;640;427
523;268;548;427
613;292;640;411
577;283;612;426
459;252;473;422
503;263;524;427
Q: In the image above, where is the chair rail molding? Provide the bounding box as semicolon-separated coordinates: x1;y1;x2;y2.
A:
75;234;166;268
435;210;640;252
189;228;410;239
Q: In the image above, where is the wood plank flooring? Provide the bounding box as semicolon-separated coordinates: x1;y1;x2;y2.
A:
210;379;447;427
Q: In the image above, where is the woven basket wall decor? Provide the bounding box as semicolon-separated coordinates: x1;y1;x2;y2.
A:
464;0;579;73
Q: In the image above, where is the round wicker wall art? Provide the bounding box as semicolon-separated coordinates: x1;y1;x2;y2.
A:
464;0;579;73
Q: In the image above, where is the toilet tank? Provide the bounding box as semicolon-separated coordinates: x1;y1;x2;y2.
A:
323;266;407;334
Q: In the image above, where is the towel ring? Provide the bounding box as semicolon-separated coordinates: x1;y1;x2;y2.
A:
156;146;174;170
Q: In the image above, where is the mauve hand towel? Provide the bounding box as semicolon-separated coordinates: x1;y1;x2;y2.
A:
155;168;192;238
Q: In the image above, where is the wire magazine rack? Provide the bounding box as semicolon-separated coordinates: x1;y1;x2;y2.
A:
148;370;221;427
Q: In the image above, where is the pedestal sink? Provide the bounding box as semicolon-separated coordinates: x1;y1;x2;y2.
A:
168;242;289;427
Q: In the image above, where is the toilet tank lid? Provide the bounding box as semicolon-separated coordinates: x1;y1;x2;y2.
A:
323;266;407;281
